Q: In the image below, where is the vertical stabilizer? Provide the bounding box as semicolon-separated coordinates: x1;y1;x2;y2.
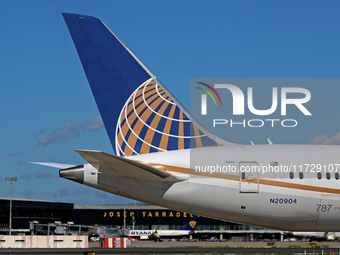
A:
181;215;199;231
63;13;231;156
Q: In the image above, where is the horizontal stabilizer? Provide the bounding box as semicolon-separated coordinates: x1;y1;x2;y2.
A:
75;150;187;182
30;162;77;169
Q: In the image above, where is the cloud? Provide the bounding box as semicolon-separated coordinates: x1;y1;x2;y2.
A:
37;116;104;146
19;171;55;180
309;133;340;145
51;186;135;205
37;128;46;135
53;187;72;198
22;190;34;197
85;116;104;131
52;186;91;198
6;152;21;158
1;151;24;158
19;174;33;180
34;171;54;179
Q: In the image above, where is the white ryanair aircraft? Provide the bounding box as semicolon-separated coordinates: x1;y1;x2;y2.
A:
128;215;198;240
35;13;340;232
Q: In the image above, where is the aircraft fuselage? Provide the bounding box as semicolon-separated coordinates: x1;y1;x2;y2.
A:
61;144;340;231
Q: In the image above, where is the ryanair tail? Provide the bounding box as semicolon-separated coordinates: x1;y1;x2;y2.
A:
181;215;199;231
62;13;231;156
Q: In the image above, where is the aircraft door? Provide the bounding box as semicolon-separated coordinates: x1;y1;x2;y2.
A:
239;161;259;193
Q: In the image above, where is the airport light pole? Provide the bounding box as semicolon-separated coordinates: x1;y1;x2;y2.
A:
123;198;126;229
132;215;135;230
5;177;17;235
133;200;136;230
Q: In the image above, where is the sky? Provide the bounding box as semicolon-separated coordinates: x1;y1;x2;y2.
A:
0;0;339;205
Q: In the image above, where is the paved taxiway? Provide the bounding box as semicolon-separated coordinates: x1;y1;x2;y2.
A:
0;241;340;254
0;247;340;254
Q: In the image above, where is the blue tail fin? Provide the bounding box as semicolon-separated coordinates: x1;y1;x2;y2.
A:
181;215;198;231
62;13;228;156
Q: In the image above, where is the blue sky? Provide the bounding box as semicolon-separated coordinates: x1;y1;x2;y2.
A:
0;0;339;205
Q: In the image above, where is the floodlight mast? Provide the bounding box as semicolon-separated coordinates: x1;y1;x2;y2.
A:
5;177;17;235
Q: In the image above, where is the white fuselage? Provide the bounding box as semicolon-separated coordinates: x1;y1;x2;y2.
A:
79;144;340;231
128;229;192;239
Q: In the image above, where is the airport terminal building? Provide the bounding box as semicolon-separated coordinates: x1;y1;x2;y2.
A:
73;205;260;231
0;198;73;232
0;197;278;239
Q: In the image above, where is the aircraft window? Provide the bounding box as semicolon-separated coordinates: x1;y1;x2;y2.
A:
289;172;294;179
336;173;340;180
241;172;245;179
326;172;331;180
317;172;322;180
299;172;303;179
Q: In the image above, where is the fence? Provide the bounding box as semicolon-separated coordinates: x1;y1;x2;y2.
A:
100;238;132;248
0;235;88;248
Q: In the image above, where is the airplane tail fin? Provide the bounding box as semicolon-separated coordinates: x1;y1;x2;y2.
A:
181;215;199;231
62;13;232;156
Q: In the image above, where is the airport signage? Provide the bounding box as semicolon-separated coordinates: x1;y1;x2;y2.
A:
103;210;195;218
